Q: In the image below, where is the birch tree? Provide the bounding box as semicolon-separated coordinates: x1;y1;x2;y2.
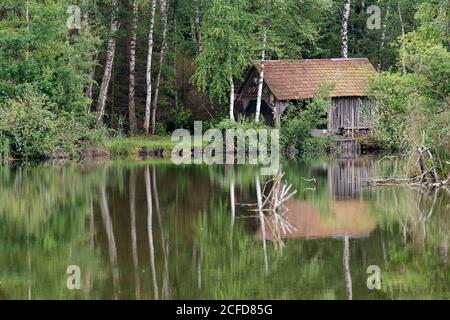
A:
193;0;254;121
193;0;203;52
340;0;351;58
172;0;179;110
255;31;266;122
151;0;170;134
144;0;158;133
378;1;391;71
96;0;119;127
128;1;139;133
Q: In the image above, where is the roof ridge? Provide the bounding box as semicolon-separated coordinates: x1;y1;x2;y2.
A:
260;58;370;62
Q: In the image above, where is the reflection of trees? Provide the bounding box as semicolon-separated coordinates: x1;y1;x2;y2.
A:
99;183;120;299
152;165;171;300
129;170;141;299
0;164;106;299
145;167;158;300
369;187;450;299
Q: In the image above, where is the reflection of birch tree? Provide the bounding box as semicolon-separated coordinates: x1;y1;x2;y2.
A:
152;166;171;299
129;170;140;299
145;167;158;300
343;235;352;300
98;184;120;299
256;175;269;274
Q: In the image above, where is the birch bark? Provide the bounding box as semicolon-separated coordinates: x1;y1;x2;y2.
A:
128;1;139;133
340;0;351;58
151;0;170;134
255;32;267;123
144;0;158;133
96;0;119;127
229;76;235;121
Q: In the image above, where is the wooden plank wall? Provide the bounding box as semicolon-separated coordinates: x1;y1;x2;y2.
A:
328;97;375;132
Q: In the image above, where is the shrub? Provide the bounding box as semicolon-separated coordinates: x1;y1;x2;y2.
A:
280;86;332;158
0;90;105;160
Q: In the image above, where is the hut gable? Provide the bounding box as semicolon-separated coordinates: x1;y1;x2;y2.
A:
246;58;376;100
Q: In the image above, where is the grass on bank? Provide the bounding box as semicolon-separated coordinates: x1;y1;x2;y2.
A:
106;135;179;156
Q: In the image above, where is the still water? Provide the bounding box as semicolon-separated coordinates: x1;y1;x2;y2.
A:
0;158;448;300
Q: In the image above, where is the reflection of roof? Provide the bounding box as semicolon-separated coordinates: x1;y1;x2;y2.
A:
256;199;375;240
253;58;376;100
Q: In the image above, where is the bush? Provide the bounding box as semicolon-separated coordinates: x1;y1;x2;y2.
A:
215;117;268;131
0;90;105;160
280;87;332;158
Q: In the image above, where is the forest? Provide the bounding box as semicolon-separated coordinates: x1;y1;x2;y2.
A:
0;0;449;163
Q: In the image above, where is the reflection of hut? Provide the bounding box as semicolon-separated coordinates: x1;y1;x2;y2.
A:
256;199;375;240
328;159;373;199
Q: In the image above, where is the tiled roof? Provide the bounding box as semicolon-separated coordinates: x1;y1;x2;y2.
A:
255;58;376;100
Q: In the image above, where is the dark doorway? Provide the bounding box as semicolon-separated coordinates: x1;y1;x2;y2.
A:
243;100;274;126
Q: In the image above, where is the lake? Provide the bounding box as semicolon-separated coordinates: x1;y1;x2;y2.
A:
0;157;448;300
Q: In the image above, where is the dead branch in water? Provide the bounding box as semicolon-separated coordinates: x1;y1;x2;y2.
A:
369;137;449;189
243;172;297;248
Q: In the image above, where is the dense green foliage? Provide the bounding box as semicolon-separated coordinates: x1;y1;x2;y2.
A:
0;90;105;160
0;0;105;160
369;0;450;158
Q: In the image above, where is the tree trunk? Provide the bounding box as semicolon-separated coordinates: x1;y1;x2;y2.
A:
96;0;119;128
144;0;158;133
85;53;97;112
229;76;235;121
340;0;351;58
128;1;139;133
397;2;406;73
25;0;29;61
173;0;179;110
83;13;97;112
377;2;391;71
194;0;202;52
255;32;267;123
151;0;170;134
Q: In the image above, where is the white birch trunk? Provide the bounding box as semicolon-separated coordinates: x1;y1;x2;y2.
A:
255;32;267;123
194;0;203;52
340;0;351;58
25;0;30;61
128;1;139;133
151;0;170;134
173;0;179;110
398;2;406;73
229;76;235;121
144;0;158;133
96;0;119;127
378;2;391;71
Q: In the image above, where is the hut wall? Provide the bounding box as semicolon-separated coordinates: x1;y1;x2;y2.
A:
328;97;375;132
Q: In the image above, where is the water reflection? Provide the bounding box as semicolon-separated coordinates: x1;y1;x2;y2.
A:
0;159;448;299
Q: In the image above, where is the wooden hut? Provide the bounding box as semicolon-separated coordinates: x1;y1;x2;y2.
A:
236;58;377;135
